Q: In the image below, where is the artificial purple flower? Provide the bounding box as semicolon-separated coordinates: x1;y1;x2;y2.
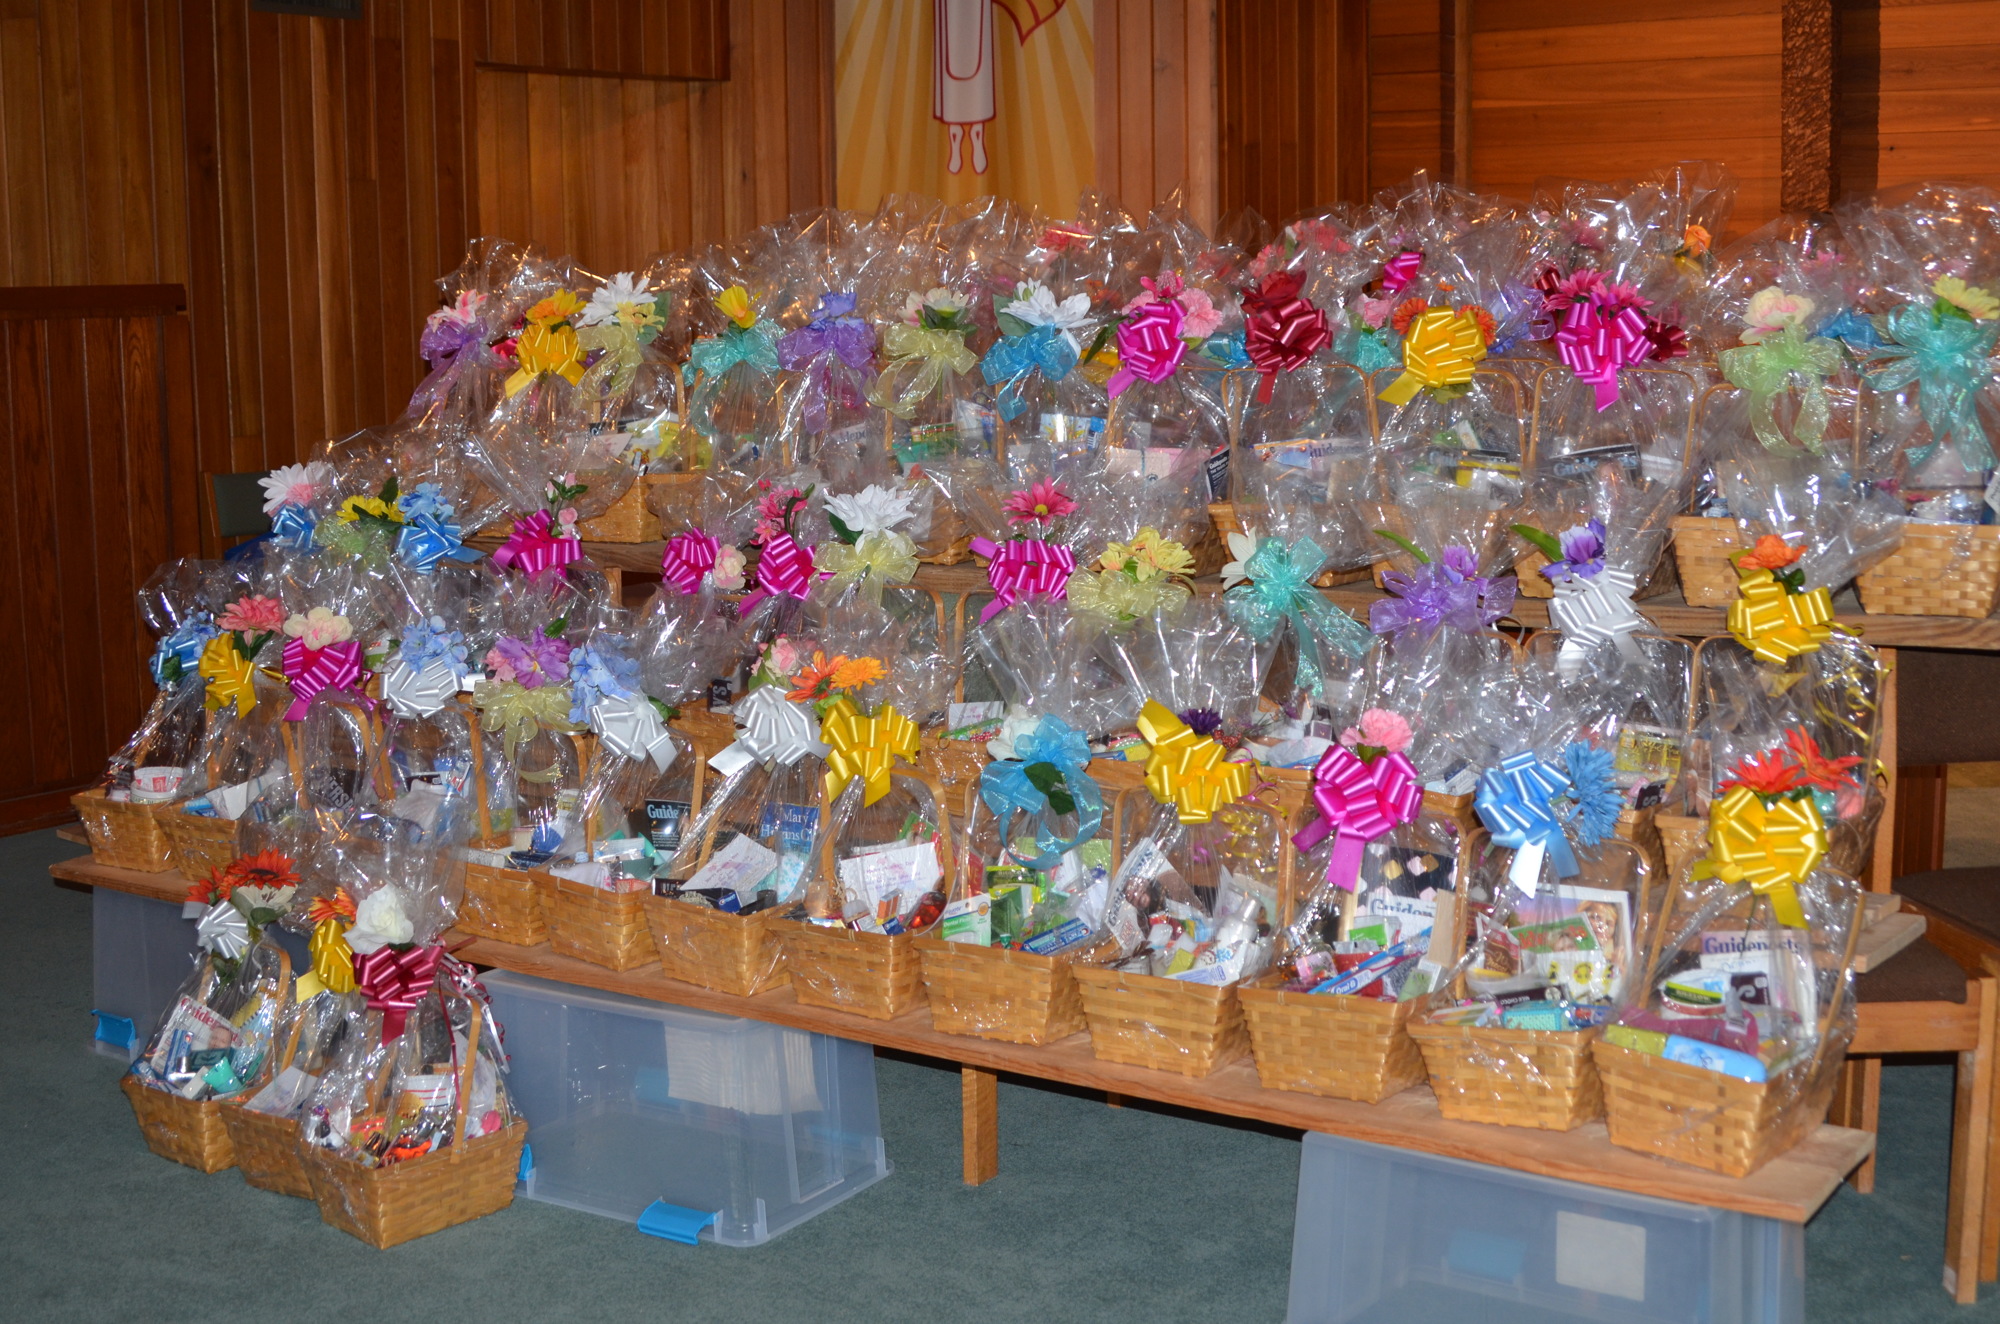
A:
816;291;858;320
1541;519;1607;582
1177;707;1225;738
1439;545;1479;582
487;633;572;689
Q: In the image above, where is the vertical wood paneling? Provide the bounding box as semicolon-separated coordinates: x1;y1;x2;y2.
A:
1217;0;1370;224
471;0;727;79
1091;0;1217;227
1845;0;2000;194
1369;0;1448;192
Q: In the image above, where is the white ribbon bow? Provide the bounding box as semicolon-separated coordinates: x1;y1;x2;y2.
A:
591;693;679;771
196;901;249;959
1549;568;1645;677
709;686;827;778
382;656;464;718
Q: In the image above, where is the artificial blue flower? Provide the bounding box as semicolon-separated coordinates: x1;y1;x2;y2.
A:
1563;740;1624;847
568;640;643;726
397;615;468;674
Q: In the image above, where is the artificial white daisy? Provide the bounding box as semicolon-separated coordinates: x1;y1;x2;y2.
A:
579;272;657;328
824;484;917;535
1003;281;1093;346
259;461;333;515
1219;528;1262;588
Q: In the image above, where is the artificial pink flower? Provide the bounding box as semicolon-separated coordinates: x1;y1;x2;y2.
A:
1339;708;1413;756
218;595;286;634
1003;480;1077;524
1178;288;1225;340
1357;294;1396;329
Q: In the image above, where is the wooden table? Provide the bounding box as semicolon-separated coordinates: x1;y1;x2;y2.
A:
54;853;1873;1226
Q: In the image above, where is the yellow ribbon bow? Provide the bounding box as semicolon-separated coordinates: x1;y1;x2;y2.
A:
472;679;585;762
505;290;588;396
869;324;980;418
577;321;646;397
1727;566;1836;664
814;529;920;607
1696;785;1827;927
308;917;356;994
1135;699;1251;824
1078;343;1121;388
820;695;920;806
1378;307;1488;407
198;634;258;715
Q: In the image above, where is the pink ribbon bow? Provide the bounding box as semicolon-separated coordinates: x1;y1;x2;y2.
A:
1554;303;1652;411
281;637;367;721
1381;250;1424;293
739;530;818;611
970;536;1076;622
660;529;721;594
1107;299;1187;398
354;943;444;1043
1290;745;1423;892
491;509;582;577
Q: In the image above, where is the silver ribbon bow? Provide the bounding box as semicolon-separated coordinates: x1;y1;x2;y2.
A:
196;901;249;959
382;656;464;718
708;686;827;777
1548;569;1645;677
591;693;679;771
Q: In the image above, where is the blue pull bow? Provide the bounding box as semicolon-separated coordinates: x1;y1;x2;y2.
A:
1476;750;1579;889
977;715;1104;871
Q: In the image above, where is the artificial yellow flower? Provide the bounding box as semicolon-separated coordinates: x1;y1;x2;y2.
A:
714;284;757;330
1130;527;1195;580
526;290;586;326
338;495;403;524
1934;276;2000;321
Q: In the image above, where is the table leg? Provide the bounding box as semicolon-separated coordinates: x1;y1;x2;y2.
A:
962;1066;999;1186
1105;1092;1125;1108
1945;974;1995;1303
1829;1058;1881;1193
1982;961;2000;1283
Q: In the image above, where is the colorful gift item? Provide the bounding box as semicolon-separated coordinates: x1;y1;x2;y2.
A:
816;485;921;606
1377;305;1489;406
778;291;876;434
820;695;920;807
688;284;782;423
1369;543;1516;639
1726;536;1835;664
491;508;582;578
870;288;980;417
1476;751;1580;889
1241;271;1333;404
708;684;828;777
1135;699;1251;825
976;714;1104;870
1538;270;1687;410
505;289;588;396
741;484;820;611
969;536;1076;622
1291;733;1423;893
1518;520;1646;672
1862;288;2000;472
1066;528;1196;623
1222;534;1371;693
1693;744;1835;928
982;280;1090;420
1719;319;1845;454
198;633;259;715
353;943;445;1042
280;624;368;723
575;272;667;396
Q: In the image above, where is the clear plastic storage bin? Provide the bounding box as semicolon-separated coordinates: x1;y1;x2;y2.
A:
1288;1133;1804;1324
483;971;891;1246
91;888;201;1059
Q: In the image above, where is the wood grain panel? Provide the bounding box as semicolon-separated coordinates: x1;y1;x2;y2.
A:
471;0;727;80
1094;0;1218;228
1218;0;1368;222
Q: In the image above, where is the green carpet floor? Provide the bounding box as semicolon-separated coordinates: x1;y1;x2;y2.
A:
1;826;1986;1322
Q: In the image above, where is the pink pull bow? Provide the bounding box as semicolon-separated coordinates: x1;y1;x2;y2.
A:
1290;745;1423;892
970;537;1076;622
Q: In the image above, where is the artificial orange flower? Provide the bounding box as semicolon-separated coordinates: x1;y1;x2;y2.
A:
830;656;885;690
307;887;357;926
525;290;585;326
1683;225;1712;257
1720;748;1804;798
186;867;234;906
1735;534;1804;572
1785;730;1863;791
1459;304;1496;345
1390;297;1430;337
790;651;887;701
224;849;299;892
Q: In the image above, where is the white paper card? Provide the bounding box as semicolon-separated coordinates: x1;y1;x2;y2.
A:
684;833;778;902
836;841;941;919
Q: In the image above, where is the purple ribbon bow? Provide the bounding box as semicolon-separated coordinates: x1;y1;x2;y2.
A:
281;637;368;721
777;294;876;434
739;531;818;611
1291;745;1424;892
970;536;1076;622
491;509;582;577
660;530;721;594
1369;562;1516;639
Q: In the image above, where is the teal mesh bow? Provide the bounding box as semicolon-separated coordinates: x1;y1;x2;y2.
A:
981;324;1078;420
1865;305;2000;471
1719;325;1846;454
687;322;781;437
1224;536;1370;696
977;715;1103;871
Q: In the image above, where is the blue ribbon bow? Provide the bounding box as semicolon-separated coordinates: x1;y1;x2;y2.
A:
980;324;1080;421
270;502;318;552
688;322;782;437
1223;536;1371;696
396;511;481;574
976;716;1104;871
1476;751;1579;885
150;613;219;686
1865;305;2000;471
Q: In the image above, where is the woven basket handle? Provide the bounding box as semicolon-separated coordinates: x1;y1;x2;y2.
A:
447;1001;484;1164
464;698;495;842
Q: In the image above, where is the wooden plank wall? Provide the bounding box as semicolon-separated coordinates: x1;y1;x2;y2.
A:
1216;0;1364;223
1841;0;2000;196
475;0;729;78
1370;0;1454;196
474;0;833;276
1094;0;1218;228
0;288;194;831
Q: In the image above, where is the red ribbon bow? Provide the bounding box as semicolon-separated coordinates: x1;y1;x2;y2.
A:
354;943;444;1042
1554;303;1652;411
491;509;582;577
281;637;368;721
1290;745;1423;892
1243;273;1332;403
970;536;1076;622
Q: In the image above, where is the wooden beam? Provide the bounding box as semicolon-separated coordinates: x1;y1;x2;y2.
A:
962;1066;1000;1185
1781;0;1839;211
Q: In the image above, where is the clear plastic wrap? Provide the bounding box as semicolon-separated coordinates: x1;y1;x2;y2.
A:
1232;355;1382;572
126;928;292;1106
